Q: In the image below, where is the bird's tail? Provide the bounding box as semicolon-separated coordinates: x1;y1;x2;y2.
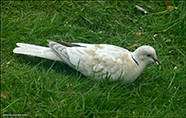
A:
13;43;61;61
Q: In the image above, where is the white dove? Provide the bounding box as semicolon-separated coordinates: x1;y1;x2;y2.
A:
13;40;160;83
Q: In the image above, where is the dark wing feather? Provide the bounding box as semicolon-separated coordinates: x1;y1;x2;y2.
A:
48;40;86;47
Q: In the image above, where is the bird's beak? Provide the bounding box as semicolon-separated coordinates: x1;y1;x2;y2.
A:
153;58;160;65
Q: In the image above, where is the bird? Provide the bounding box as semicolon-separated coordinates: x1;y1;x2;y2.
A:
13;40;160;83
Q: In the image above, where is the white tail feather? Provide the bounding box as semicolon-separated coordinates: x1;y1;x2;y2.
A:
13;43;61;61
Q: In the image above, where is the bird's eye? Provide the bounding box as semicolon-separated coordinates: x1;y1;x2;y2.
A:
147;54;151;57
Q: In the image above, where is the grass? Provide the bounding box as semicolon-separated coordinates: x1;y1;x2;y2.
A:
1;1;185;117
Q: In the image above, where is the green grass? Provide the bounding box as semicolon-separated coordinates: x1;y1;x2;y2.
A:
1;1;185;117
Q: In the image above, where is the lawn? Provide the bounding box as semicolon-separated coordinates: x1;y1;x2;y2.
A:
1;1;185;117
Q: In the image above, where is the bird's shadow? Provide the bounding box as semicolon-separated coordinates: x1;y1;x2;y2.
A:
15;55;84;80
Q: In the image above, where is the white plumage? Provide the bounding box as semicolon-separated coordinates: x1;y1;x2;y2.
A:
13;40;160;83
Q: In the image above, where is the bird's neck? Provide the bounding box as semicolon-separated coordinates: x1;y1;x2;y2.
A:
132;52;149;68
131;54;139;66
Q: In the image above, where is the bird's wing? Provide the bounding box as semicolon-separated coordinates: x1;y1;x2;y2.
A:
48;40;131;81
48;40;92;68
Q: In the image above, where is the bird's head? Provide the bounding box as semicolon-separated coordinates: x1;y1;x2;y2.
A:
132;45;160;66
